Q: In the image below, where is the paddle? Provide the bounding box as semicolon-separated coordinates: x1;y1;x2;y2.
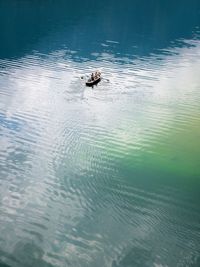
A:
102;77;109;82
81;74;90;79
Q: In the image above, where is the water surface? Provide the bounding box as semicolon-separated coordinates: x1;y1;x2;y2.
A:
0;1;200;266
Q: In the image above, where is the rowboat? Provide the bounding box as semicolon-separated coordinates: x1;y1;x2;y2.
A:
85;72;101;86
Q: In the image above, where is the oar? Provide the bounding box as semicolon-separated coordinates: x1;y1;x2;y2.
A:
81;74;90;79
102;77;109;82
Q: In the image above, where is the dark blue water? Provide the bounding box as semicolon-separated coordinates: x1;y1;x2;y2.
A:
0;0;199;59
0;1;200;267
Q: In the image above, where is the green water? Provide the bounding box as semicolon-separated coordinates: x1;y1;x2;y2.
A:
0;1;200;266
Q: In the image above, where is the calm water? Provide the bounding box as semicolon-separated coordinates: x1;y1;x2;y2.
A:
0;1;200;266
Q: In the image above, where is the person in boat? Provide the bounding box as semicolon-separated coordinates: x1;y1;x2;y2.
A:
94;71;101;79
91;73;95;81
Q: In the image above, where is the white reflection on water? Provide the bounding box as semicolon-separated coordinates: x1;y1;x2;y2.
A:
0;39;200;181
0;38;200;267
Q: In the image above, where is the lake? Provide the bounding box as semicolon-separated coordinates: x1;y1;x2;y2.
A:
0;1;200;266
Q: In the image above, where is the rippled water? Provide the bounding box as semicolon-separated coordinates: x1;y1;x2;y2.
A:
0;1;200;266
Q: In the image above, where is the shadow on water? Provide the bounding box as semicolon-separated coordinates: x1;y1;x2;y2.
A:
0;263;11;267
0;241;54;267
0;0;199;60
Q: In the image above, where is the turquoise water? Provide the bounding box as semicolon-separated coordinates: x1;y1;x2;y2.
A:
0;1;200;266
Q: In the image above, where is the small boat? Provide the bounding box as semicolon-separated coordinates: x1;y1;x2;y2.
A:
86;72;101;86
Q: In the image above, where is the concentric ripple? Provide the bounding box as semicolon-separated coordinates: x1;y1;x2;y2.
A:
0;2;200;266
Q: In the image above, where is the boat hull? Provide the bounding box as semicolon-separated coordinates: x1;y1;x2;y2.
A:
85;77;101;87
